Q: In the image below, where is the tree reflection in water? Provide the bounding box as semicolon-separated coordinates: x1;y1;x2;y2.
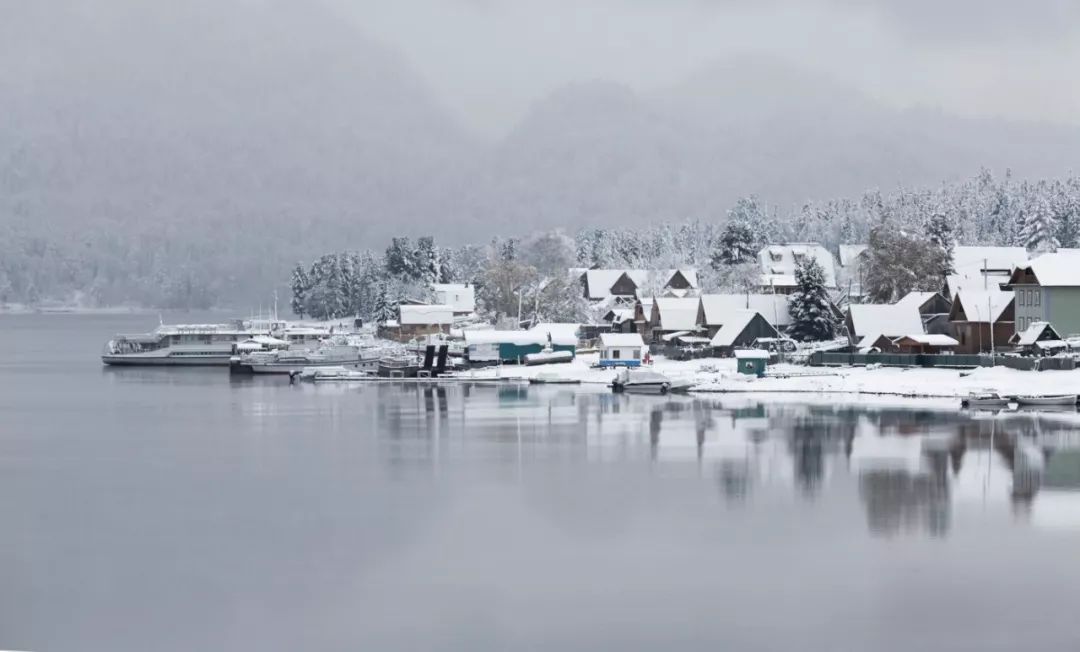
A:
374;385;1080;538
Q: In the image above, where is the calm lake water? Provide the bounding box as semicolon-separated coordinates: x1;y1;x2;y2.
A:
2;313;1080;651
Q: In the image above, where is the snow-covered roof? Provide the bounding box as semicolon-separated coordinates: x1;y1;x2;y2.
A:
1011;321;1061;346
838;244;868;267
759;273;797;289
652;297;701;331
734;349;769;360
952;246;1030;274
1010;250;1080;287
757;243;837;288
951;289;1012;324
847;303;924;339
895;291;940;311
464;330;576;346
699;294;791;328
600;332;645;348
529;322;581;341
398;304;454;325
711;310;769;347
583;269;699;300
894;333;959;347
583;269;631;300
432;283;476;313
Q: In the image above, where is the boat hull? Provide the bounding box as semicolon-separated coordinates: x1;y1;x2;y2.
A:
1015;395;1077;407
612;382;670;394
102;353;233;366
247;359;377;375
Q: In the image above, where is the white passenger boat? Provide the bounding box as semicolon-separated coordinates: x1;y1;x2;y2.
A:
242;344;379;375
102;319;284;366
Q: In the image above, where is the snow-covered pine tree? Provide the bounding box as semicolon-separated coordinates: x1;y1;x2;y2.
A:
414;236;439;284
711;220;757;269
1021;183;1059;256
1053;179;1080;249
384;237;417;279
925;211;955;275
498;237;519;262
289;264;310;318
371;280;396;324
787;257;837;342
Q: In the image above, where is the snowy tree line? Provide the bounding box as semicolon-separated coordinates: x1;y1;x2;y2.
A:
4;169;1079;312
281;168;1080;324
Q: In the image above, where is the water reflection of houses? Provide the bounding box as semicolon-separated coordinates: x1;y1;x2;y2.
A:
369;384;1080;536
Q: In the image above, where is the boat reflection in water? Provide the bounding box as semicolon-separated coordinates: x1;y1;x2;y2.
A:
364;383;1080;538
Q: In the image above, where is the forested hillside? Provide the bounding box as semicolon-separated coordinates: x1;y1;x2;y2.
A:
2;1;1079;309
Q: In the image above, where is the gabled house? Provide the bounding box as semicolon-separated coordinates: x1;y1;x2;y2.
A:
844;303;925;350
580;269;699;303
646;297;701;343
947;289;1014;354
1006;250;1080;338
941;272;1010;301
757;243;837;294
598;333;646;367
1009;321;1065;356
895;291;953;335
698;294;791;335
709;310;780;356
385;304;454;341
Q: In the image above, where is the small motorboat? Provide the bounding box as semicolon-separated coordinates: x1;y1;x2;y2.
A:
961;392;1012;409
1014;394;1078;407
611;369;690;394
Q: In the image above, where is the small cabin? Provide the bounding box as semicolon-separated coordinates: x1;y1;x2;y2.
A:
1009;321;1065;356
735;349;769;377
599;333;646;367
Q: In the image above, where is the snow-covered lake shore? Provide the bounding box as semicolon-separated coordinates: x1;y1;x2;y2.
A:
464;353;1080;406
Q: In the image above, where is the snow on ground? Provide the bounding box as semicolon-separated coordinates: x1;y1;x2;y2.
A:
467;353;1080;405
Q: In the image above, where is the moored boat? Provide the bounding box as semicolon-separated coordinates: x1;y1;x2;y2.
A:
103;319;281;366
1014;394;1078;407
611;369;690;394
961;392;1012;409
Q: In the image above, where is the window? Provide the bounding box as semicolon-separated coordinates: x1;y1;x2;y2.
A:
1035;290;1041;307
612;349;621;359
1019;290;1026;306
631;348;641;359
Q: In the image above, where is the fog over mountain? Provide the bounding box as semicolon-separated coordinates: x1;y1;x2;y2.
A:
1;0;1079;307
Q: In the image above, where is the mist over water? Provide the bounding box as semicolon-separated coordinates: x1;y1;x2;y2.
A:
2;314;1080;651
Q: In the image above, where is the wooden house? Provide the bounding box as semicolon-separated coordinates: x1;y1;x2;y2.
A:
947;289;1014;354
709;310;780;356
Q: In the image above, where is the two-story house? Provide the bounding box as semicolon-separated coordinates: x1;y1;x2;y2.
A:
1006;251;1080;338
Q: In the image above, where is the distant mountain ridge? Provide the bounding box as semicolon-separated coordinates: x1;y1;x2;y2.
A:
2;1;1080;305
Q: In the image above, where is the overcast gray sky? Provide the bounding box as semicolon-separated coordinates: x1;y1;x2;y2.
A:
336;0;1080;136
